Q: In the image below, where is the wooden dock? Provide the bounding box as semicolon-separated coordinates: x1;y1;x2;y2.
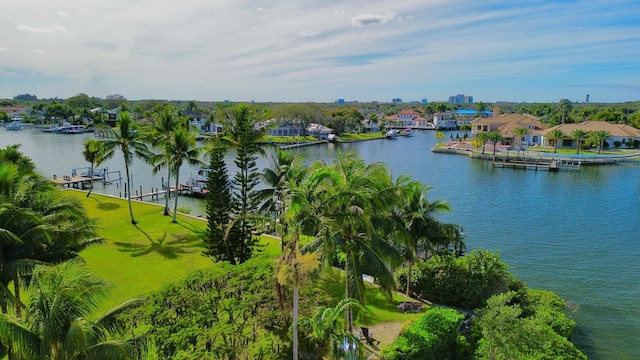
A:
52;175;102;189
492;157;559;171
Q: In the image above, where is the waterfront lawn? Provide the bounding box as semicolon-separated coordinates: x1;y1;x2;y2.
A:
63;190;421;330
63;190;281;314
530;146;637;155
265;135;319;143
338;132;385;142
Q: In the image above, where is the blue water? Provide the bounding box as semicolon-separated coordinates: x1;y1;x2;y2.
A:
1;127;639;359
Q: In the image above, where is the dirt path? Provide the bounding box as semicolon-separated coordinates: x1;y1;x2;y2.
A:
360;321;405;359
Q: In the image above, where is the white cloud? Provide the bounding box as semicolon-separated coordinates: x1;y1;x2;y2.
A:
0;48;8;52
15;24;68;34
32;50;45;55
300;29;319;37
0;0;638;102
351;13;395;27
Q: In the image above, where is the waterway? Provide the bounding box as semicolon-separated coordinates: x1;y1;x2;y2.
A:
1;126;639;359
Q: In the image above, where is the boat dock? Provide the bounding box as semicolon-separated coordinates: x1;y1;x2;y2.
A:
52;175;103;189
492;157;560;171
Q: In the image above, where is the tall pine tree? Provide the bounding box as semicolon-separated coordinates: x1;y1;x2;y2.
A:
202;144;237;264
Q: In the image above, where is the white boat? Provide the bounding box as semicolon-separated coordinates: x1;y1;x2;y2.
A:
385;129;399;138
402;128;413;137
5;120;23;130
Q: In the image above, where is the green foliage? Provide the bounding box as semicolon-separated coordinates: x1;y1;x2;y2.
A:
382;307;472;360
474;290;586;360
203;144;239;264
400;250;513;309
127;256;291;359
0;144;36;173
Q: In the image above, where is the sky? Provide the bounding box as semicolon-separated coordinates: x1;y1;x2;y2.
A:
1;0;639;103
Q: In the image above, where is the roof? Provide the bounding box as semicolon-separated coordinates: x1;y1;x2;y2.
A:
539;121;640;138
397;109;421;115
471;113;547;136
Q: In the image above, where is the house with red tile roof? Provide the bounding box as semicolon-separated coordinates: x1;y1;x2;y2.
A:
470;109;548;147
539;121;640;149
384;109;432;129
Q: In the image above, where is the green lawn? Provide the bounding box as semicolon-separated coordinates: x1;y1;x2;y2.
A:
64;190;280;313
337;132;385;142
529;146;637;155
64;190;422;326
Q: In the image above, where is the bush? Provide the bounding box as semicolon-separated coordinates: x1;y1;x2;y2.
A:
382;307;472;360
126;256;292;359
397;250;513;309
474;290;586;359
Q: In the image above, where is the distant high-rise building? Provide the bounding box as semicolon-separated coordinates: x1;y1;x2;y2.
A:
585;94;590;103
392;98;402;103
336;98;345;104
448;94;473;104
421;98;428;104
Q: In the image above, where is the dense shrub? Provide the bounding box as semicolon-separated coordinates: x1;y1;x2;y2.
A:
397;250;513;309
382;307;472;360
126;256;292;359
474;290;586;359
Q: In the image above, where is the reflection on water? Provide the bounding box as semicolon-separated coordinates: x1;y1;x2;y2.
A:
1;127;639;359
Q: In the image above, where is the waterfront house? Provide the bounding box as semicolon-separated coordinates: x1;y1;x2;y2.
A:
539;121;640;149
307;123;333;140
433;112;457;130
185;111;223;134
471;109;547;147
384;109;431;129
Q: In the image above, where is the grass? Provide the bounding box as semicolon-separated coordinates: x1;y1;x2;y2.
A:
265;135;319;143
65;190;280;314
337;132;385;142
528;146;638;155
65;189;421;331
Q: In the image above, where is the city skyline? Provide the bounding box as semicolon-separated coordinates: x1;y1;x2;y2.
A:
1;1;639;103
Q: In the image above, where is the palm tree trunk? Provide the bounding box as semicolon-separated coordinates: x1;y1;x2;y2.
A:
172;170;180;223
86;162;94;197
164;167;171;216
293;284;299;360
406;264;412;296
125;165;136;225
13;275;21;319
344;254;353;333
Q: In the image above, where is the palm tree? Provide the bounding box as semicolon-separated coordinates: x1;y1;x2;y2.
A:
392;180;450;295
0;260;144;359
571;129;589;154
304;152;398;332
486;132;504;155
257;150;304;236
0;164;101;318
274;161;318;360
558;99;572;124
146;108;181;216
82;139;102;197
589;130;611;154
476;132;490;154
299;298;364;360
547;129;567;153
475;102;487;118
98;112;151;224
163;127;202;223
512;127;529;158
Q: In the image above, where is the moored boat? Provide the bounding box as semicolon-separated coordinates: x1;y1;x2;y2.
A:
385;129;399;138
402;128;413;136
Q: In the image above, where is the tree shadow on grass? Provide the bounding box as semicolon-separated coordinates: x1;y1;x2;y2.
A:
86;196;121;211
113;225;203;259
